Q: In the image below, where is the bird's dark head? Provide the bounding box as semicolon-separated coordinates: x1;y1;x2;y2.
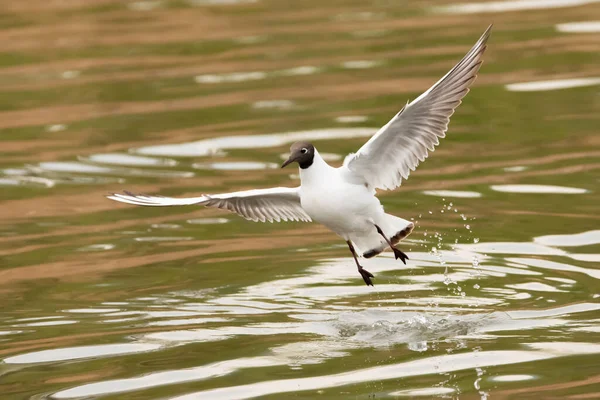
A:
281;142;315;169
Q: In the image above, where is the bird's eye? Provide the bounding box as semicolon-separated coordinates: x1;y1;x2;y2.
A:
301;148;308;154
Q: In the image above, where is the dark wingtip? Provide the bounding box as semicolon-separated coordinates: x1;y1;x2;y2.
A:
105;193;122;200
481;24;493;43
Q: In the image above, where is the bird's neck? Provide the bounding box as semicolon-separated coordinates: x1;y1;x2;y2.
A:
299;149;332;184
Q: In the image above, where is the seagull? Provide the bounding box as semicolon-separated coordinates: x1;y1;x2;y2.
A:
108;26;491;286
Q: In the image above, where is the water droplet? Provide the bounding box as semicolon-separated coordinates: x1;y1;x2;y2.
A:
408;341;428;352
443;266;453;286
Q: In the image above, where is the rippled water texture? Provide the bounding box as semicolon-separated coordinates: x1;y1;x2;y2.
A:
1;1;599;399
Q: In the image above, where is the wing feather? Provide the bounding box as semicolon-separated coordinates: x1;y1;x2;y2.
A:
107;187;311;223
345;26;491;190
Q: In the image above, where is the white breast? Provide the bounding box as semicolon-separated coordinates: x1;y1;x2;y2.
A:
299;163;382;237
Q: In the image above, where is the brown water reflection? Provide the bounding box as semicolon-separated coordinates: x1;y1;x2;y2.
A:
1;1;600;399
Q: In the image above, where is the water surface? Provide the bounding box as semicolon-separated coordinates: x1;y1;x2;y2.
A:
1;1;599;399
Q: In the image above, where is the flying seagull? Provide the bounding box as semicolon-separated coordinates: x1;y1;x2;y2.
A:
108;26;491;286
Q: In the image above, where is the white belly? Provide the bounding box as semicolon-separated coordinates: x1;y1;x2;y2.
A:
301;181;382;238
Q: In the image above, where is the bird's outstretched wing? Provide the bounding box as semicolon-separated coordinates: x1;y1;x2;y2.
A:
107;187;311;223
344;25;492;191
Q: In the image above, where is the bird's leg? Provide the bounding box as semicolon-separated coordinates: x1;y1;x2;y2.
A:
374;224;409;265
347;240;374;286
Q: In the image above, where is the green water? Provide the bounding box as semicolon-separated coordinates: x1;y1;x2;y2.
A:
1;1;600;399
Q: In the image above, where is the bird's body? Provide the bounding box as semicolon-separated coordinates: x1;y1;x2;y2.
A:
108;26;491;286
299;152;374;237
298;149;413;257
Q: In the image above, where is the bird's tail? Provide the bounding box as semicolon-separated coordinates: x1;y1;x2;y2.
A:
350;214;414;258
